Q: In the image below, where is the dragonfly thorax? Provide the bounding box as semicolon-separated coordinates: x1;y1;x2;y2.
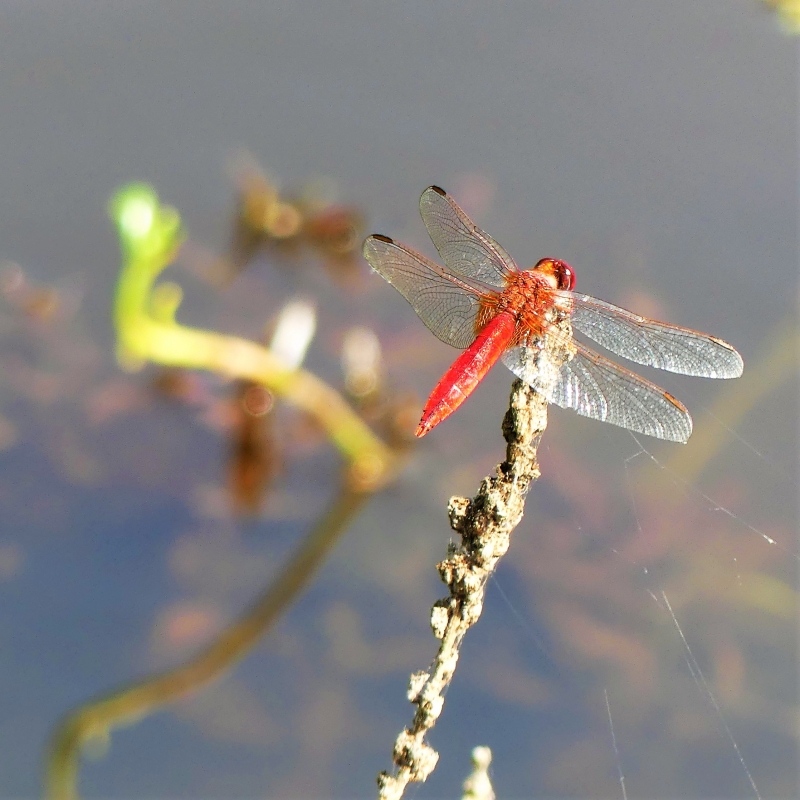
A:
475;268;564;344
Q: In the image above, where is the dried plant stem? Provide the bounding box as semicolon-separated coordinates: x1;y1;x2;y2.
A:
377;379;549;800
45;485;371;800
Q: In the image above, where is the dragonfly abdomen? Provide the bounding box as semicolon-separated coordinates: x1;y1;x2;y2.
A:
416;311;517;437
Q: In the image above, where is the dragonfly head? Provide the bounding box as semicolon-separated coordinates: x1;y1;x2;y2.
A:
534;258;576;292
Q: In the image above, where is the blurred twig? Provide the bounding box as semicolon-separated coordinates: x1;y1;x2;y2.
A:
462;746;495;800
110;183;395;487
46;484;370;800
44;183;404;799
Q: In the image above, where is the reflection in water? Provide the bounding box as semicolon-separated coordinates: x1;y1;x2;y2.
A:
228;380;279;515
224;153;365;287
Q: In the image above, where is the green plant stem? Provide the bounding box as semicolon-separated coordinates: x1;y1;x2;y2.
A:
111;183;395;486
45;486;371;800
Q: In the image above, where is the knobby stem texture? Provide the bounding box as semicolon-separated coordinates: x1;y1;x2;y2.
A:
377;378;550;800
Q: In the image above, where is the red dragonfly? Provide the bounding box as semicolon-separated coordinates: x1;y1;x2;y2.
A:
363;186;743;443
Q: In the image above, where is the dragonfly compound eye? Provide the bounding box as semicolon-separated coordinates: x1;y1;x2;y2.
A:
534;258;576;291
554;260;576;291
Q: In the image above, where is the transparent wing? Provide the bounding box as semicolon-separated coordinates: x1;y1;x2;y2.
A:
502;340;693;443
500;339;568;400
419;186;515;289
363;234;481;349
566;293;743;379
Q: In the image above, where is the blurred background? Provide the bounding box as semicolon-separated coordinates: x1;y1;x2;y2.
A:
0;2;796;797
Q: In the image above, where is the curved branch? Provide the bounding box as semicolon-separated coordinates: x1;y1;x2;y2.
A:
110;183;396;488
46;485;371;800
44;183;403;798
